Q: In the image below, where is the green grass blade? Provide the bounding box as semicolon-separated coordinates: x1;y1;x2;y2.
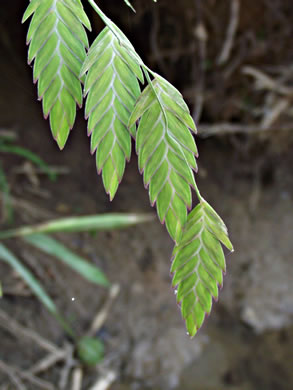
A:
0;213;154;239
23;234;110;287
0;243;74;337
0;244;56;312
123;0;135;12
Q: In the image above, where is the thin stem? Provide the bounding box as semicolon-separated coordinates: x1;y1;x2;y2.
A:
87;0;111;29
87;0;144;67
194;181;202;203
87;0;123;46
142;67;169;127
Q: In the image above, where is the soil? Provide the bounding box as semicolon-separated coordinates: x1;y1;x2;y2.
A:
1;1;293;389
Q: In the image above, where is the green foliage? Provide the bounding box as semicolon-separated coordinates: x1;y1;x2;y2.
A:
0;213;150;362
21;0;233;336
123;0;135;12
77;336;104;365
0;238;103;365
22;0;91;149
123;0;157;11
0;212;153;239
23;233;110;287
0;242;75;337
81;26;142;199
0;212;150;294
0;242;102;364
129;75;198;241
171;199;233;337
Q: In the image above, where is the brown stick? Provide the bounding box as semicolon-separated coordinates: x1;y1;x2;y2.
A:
0;359;55;390
88;370;117;390
29;350;67;375
198;123;293;137
217;0;240;65
0;309;61;354
242;66;293;96
71;367;83;390
87;284;120;337
192;0;208;122
0;360;26;390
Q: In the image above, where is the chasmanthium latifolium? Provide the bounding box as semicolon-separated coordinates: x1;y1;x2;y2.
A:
22;0;233;337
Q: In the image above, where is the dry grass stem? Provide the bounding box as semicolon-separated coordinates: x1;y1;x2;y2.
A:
88;369;117;390
0;308;61;354
217;0;240;65
71;367;83;390
87;283;120;336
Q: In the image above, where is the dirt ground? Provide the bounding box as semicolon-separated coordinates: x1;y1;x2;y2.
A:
1;1;293;389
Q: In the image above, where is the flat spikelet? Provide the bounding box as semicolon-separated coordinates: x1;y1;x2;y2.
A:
81;27;143;200
23;0;91;149
129;75;198;241
171;199;233;337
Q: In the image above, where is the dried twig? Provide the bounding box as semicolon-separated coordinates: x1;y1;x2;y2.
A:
16;369;55;390
2;280;31;297
29;350;67;375
0;192;54;221
0;310;74;389
242;66;293;96
0;359;55;390
21;249;51;286
217;0;240;65
59;343;75;390
0;360;26;390
71;367;83;390
15;161;40;187
223;31;255;79
13;165;70;176
88;369;117;390
242;65;292;127
0;308;60;354
87;284;120;336
192;0;208;122
22;185;51;199
0;129;17;141
198;123;293;137
261;98;290;128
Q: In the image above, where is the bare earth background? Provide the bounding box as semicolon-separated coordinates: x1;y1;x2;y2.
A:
0;0;293;389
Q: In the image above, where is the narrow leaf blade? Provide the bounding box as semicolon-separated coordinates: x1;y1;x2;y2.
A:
0;243;74;336
23;234;110;287
0;243;58;314
0;213;154;239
